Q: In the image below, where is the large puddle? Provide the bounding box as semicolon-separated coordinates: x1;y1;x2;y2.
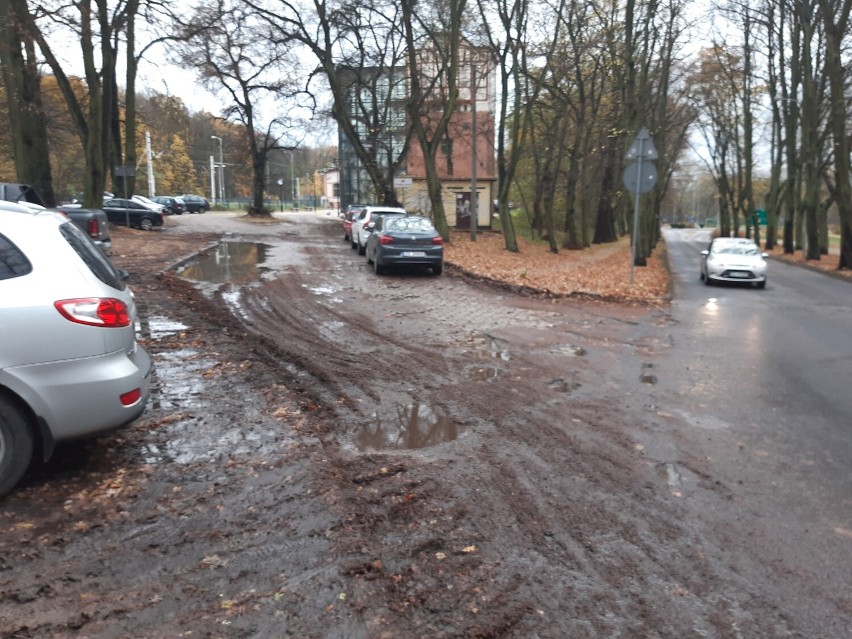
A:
174;241;272;283
353;402;465;451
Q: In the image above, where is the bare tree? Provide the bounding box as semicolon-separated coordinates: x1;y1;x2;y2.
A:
476;0;566;252
817;0;852;269
246;0;414;208
400;0;469;239
0;0;55;204
9;0;143;207
175;0;303;215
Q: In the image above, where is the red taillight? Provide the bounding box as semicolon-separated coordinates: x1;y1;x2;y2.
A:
432;237;444;245
54;298;131;327
120;388;142;406
86;219;99;237
379;235;395;245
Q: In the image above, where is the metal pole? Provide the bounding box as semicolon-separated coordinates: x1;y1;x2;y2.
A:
289;150;295;210
470;60;478;242
630;139;645;285
209;155;216;206
145;131;156;196
211;135;224;206
218;141;224;203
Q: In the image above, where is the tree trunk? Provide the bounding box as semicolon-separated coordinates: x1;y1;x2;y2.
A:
0;0;55;204
819;0;852;269
593;138;619;244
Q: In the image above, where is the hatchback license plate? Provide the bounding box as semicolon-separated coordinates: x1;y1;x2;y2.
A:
729;271;750;278
402;251;426;257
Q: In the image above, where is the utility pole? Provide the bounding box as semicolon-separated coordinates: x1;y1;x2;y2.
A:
470;59;478;242
145;131;156;196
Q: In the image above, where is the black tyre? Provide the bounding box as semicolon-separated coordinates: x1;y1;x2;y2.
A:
432;263;443;276
704;275;713;286
0;396;35;498
374;257;385;275
756;280;766;289
351;238;358;250
139;217;154;231
357;240;366;256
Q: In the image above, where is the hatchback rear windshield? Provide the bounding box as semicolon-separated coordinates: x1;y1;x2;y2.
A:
386;217;434;232
60;221;127;291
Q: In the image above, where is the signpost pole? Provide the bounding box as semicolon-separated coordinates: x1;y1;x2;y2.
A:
630;139;644;286
623;127;658;286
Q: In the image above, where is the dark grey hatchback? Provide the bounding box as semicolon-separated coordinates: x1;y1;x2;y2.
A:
365;215;444;275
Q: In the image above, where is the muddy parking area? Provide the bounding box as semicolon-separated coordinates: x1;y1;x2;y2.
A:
0;213;823;637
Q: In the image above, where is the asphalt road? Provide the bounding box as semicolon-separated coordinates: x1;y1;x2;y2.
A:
657;227;852;635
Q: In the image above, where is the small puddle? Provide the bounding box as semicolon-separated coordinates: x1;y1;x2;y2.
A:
466;365;502;381
354;402;464;451
136;314;188;340
147;348;216;411
175;241;271;283
463;334;510;361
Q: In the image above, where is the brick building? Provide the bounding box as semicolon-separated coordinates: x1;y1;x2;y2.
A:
338;44;497;229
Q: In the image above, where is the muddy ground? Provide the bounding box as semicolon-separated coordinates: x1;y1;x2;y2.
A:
0;212;834;638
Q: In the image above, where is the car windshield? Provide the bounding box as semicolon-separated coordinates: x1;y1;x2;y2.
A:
714;244;759;256
386;217;434;232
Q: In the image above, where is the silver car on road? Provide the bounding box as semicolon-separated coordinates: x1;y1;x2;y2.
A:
700;237;768;288
0;210;151;496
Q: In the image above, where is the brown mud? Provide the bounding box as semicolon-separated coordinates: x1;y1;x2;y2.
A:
0;212;836;638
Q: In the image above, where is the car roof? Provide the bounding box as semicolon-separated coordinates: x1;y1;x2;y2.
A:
0;208;69;233
0;200;38;214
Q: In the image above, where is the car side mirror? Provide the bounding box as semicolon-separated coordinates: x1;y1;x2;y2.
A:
700;250;709;256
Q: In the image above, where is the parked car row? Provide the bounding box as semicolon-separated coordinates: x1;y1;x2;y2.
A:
0;208;151;497
343;204;444;276
131;194;210;216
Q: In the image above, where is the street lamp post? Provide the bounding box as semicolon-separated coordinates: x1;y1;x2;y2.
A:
288;150;295;210
211;135;224;205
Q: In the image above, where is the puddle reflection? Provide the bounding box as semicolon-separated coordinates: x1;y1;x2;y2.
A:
355;402;464;451
136;314;188;340
466;365;502;381
175;241;271;283
463;334;510;361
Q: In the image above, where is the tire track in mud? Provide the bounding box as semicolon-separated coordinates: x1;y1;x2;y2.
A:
230;251;453;416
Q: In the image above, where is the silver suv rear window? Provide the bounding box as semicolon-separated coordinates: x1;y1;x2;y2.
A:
0;233;32;280
59;221;127;291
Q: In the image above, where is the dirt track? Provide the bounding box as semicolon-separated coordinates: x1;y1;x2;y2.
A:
0;212;835;637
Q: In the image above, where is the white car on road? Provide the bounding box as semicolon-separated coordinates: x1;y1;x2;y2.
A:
700;237;768;288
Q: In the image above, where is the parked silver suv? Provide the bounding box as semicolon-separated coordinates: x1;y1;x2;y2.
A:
0;210;151;497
